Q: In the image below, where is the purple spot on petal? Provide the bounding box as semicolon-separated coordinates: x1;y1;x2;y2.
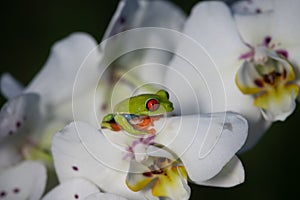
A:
264;36;272;46
13;188;20;193
255;8;262;13
0;191;6;197
101;104;107;111
16;121;21;128
8;130;13;136
119;16;126;24
72;166;79;171
74;194;79;199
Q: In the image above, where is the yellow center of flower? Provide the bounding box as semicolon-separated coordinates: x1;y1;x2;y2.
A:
126;157;189;199
236;45;299;121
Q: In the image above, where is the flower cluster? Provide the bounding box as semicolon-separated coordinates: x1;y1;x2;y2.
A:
0;0;299;199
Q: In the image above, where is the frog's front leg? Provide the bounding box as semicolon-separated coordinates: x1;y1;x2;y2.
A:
101;114;121;131
114;114;148;135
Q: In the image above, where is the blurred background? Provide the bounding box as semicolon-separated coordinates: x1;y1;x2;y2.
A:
0;0;299;199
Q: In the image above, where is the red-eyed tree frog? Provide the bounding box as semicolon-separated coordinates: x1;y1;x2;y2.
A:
101;90;174;134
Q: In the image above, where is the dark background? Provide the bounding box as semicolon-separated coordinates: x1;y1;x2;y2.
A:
0;0;299;199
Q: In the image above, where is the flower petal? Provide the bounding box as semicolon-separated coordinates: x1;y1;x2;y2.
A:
235;61;264;94
26;32;100;106
254;84;299;121
234;11;275;46
126;159;190;200
85;192;128;200
181;1;247;69
273;0;300;46
0;93;40;141
151;166;189;200
196;156;244;187
232;0;274;14
103;0;185;39
0;73;23;100
126;160;154;192
287;46;300;73
0;161;46;200
0;142;21;172
98;0;186;107
42;178;99;200
51;121;148;200
267;50;296;82
164;1;250;118
154;112;247;182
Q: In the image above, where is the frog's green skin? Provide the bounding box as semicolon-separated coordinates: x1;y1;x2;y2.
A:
101;90;173;134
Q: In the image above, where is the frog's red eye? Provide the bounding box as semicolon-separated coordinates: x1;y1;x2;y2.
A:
146;99;159;111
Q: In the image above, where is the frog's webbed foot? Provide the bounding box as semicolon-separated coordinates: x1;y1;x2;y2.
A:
101;114;121;131
131;116;159;134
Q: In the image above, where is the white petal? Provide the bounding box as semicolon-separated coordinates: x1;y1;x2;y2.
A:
235;60;264;95
42;178;99;200
99;0;186;101
0;140;22;172
0;93;40;141
103;0;185;39
232;0;274;14
164;1;249;115
288;46;300;72
234;11;275;45
154;112;247;182
26;32;100;106
85;192;128;200
239;117;271;152
100;0;186;85
146;145;175;161
0;73;23;100
180;1;247;69
196;156;244;187
273;0;300;46
51;121;148;200
0;161;46;200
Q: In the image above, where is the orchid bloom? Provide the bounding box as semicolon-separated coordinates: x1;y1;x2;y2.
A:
51;112;247;200
0;33;101;173
232;0;300;121
164;0;300;151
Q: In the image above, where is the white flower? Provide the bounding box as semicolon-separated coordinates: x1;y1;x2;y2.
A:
164;0;300;151
0;161;46;200
0;33;100;173
232;0;300;121
51;112;247;200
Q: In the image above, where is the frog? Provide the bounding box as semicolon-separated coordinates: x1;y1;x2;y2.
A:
101;90;174;135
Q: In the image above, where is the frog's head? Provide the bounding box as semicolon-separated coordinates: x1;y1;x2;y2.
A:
127;90;174;116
